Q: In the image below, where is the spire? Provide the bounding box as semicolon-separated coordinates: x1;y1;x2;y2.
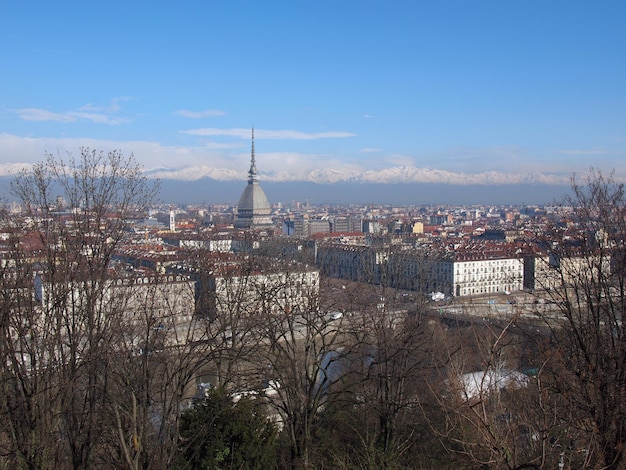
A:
248;127;258;183
235;125;272;230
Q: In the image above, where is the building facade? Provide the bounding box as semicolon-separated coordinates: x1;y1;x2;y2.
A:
205;264;320;317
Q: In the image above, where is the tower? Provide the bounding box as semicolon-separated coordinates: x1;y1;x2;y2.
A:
234;128;273;230
169;210;176;232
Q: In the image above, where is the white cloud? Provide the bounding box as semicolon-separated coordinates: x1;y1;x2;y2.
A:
201;141;246;150
70;112;130;125
259;152;364;180
79;97;133;113
14;98;132;125
180;127;356;140
1;133;620;186
557;149;609;156
0;162;35;175
144;166;241;181
0;133;233;172
174;109;227;118
382;154;414;166
17;108;76;123
359;148;381;153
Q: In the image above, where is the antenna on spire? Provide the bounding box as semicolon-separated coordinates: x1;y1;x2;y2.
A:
251;126;255;165
248;126;258;182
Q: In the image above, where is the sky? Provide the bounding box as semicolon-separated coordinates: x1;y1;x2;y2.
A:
1;1;625;203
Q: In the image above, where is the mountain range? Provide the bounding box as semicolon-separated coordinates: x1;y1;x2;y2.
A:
157;178;570;207
143;165;569;187
0;170;572;207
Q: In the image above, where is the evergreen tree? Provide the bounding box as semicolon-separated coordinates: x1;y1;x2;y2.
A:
176;387;278;470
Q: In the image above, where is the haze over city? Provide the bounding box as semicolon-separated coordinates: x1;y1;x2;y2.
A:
1;1;625;204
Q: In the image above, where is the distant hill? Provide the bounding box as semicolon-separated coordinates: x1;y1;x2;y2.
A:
0;175;570;207
158;178;571;206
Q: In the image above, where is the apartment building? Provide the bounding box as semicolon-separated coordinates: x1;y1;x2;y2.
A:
202;262;320;318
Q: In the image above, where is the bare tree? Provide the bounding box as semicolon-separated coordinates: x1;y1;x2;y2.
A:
333;249;442;469
246;265;346;470
432;169;626;469
535;170;626;469
0;210;65;469
0;149;158;469
431;315;555;470
102;272;217;470
302;244;444;469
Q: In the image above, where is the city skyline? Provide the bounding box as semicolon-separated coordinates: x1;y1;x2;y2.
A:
1;1;625;202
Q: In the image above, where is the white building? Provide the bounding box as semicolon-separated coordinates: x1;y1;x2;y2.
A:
34;273;197;347
453;368;529;401
204;263;320;318
316;242;525;297
452;255;524;297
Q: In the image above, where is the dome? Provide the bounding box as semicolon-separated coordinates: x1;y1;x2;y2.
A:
237;182;270;213
234;128;273;230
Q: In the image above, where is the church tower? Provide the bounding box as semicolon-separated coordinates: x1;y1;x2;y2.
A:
234;128;273;230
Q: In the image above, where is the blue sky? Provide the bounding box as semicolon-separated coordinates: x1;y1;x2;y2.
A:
1;1;625;189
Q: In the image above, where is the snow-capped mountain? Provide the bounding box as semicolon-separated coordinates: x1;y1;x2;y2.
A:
140;165;570;186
